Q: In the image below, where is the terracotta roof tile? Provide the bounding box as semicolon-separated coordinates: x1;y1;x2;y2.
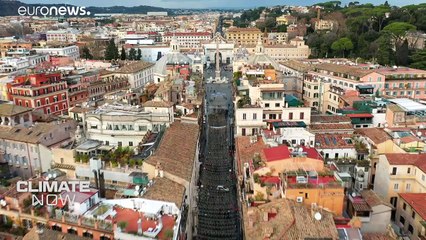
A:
355;128;392;145
384;153;426;173
399;193;426;220
145;122;199;182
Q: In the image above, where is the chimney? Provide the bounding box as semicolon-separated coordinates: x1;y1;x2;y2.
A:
137;218;142;235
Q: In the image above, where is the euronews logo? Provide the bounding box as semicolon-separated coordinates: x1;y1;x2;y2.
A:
18;6;91;16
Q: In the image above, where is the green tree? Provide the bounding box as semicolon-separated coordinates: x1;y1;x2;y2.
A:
137;49;142;60
81;46;93;59
120;46;126;60
376;32;394;65
383;22;416;48
410;48;426;70
104;38;119;60
331;37;354;57
128;48;137;60
237;95;251;108
276;24;287;32
396;39;409;66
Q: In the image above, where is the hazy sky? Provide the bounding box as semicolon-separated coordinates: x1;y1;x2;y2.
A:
20;0;422;8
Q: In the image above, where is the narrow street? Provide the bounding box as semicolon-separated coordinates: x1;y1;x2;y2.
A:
194;60;242;239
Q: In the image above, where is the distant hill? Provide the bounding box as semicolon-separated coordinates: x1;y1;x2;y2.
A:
0;0;171;16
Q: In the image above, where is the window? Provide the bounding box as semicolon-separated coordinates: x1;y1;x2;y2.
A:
289;112;293;120
129;142;133;147
391;167;397;175
275;103;280;107
406;183;411;191
105;141;109;146
300;112;304;119
243;113;247;120
412;211;416;219
60;158;64;164
253;113;257;120
394;183;399;190
422;174;425;181
400;216;405;225
118;142;122;147
403;203;407;210
265;103;270;107
112;180;117;184
90;125;98;129
139;126;147;131
408;224;414;234
407;168;411;174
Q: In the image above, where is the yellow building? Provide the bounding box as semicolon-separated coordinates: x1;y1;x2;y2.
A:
355;128;406;187
225;27;263;46
396;193;426;240
374;154;426;219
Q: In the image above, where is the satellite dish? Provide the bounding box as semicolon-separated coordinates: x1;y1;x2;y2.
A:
134;190;139;196
298;147;303;153
351;192;357;198
314;212;322;221
135;185;140;191
0;200;6;207
48;173;52;179
53;173;57;178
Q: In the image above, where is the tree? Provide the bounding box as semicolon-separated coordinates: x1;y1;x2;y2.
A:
137;49;142;60
118;221;128;231
410;48;426;70
120;46;126;60
396;39;409;66
376;32;394;65
254;192;265;201
276;24;287;32
128;48;137;60
383;22;416;48
237;95;251;108
81;46;93;59
104;38;119;60
331;37;354;57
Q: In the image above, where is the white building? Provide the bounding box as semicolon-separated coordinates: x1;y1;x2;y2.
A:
235;106;264;136
85;102;173;147
203;33;234;64
34;45;80;60
115;61;155;90
163;32;211;49
46;29;79;43
0;120;77;179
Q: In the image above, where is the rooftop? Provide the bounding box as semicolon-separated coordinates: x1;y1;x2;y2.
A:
0;103;32;117
314;63;374;78
115;61;154;74
315;134;354;149
244;198;338;240
311;115;351;123
384;153;426;173
23;227;91;240
235;136;267;173
355;128;391;145
398;193;426;220
145;122;199;182
389;98;426;112
263;145;322;162
272;121;306;129
143;100;173;108
142;177;185;208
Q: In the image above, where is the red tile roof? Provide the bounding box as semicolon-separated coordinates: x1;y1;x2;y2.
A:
385;153;426;173
235;136;267;173
355;128;391;145
263;145;290;162
260;176;281;185
399;193;426;220
302;146;323;160
347;113;373;118
163;32;211;36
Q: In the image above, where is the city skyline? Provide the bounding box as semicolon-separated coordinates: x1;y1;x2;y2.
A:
19;0;423;9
